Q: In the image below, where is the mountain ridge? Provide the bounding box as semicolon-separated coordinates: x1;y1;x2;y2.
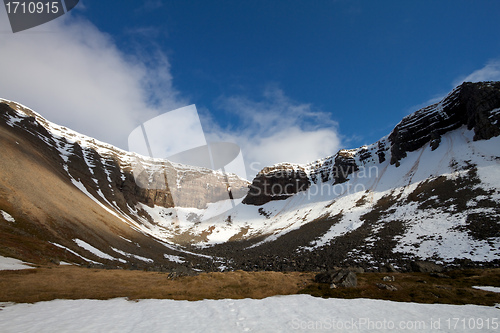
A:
244;81;500;205
1;81;499;272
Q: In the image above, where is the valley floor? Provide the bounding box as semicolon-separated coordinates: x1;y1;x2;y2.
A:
0;265;498;332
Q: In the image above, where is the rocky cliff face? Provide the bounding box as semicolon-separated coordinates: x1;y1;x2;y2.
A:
244;81;500;205
389;81;500;165
242;164;310;205
243;151;361;206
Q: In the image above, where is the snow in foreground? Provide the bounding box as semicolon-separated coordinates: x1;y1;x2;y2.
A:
0;295;498;332
0;256;34;270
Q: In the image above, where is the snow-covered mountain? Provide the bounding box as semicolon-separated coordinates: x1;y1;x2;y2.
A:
1;81;499;272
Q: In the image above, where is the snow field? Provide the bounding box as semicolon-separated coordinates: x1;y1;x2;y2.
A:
0;295;498;332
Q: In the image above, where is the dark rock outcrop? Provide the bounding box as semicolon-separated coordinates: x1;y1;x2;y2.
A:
243;152;361;206
389;81;500;165
376;283;398;291
243;164;310;205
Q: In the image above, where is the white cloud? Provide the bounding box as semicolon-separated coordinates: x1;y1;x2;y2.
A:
243;127;341;176
0;10;185;150
0;10;341;180
208;87;342;178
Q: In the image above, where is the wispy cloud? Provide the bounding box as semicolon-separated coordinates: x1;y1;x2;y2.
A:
407;58;500;115
136;0;164;13
207;87;342;177
0;10;185;150
145;0;164;10
454;59;500;86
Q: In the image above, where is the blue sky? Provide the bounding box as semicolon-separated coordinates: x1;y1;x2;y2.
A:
85;0;500;138
1;1;500;177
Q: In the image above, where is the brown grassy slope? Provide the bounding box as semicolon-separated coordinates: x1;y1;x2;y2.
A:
0;123;120;259
0;266;313;302
0;121;187;267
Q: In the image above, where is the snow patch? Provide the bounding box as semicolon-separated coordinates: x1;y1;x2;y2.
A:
164;254;185;264
0;211;15;223
50;242;100;264
73;239;117;262
0;256;34;270
59;261;73;266
111;247;153;263
472;286;500;293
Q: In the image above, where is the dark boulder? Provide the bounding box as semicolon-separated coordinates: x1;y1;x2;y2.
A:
376;283;398;291
315;268;357;288
410;260;444;273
